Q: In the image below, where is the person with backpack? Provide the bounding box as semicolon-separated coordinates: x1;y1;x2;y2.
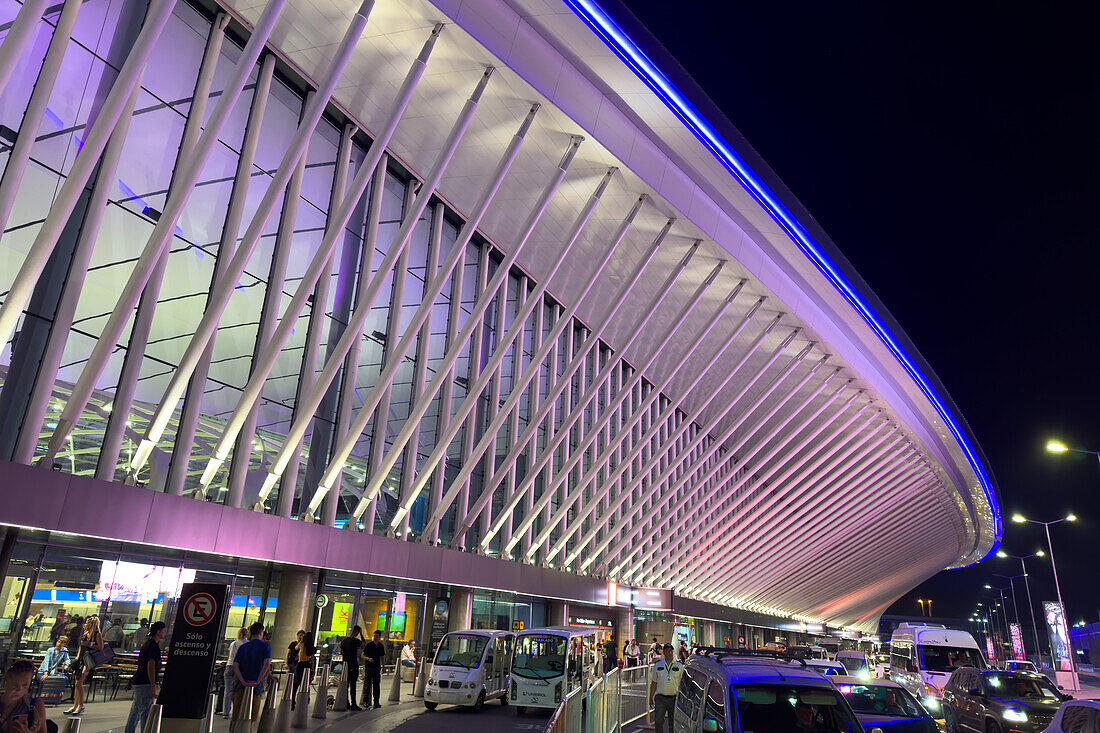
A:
1;660;47;733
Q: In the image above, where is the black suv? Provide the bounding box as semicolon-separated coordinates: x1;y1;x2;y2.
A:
941;667;1071;733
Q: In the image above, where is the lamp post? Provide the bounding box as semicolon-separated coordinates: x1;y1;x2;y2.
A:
982;592;1010;660
1012;512;1079;690
992;574;1027;658
997;550;1045;664
917;598;933;618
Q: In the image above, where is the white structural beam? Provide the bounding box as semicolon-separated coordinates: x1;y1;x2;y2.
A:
298;135;585;522
479;244;706;551
40;0;289;464
0;0;178;354
367;172;631;529
419;221;677;542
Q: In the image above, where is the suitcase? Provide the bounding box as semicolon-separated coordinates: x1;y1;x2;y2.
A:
39;675;68;705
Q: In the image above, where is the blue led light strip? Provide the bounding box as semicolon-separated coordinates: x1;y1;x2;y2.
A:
563;0;1001;558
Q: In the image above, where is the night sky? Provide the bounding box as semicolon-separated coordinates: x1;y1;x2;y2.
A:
617;1;1100;624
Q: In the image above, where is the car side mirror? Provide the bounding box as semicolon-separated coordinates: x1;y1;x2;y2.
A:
967;687;983;697
702;719;719;733
1062;693;1074;702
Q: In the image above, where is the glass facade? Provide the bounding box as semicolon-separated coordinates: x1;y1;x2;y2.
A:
0;0;695;575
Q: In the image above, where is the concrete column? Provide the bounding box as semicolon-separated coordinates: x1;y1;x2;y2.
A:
448;588;473;632
547;601;568;627
702;621;716;647
271;568;315;665
617;606;634;649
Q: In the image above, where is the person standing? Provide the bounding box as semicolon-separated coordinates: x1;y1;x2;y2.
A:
230;623;271;733
124;621;166;733
678;640;688;663
222;628;247;719
648;637;659;663
290;632;315;711
339;627;363;711
65;615;103;716
361;631;385;709
626;639;641;668
648;643;684;733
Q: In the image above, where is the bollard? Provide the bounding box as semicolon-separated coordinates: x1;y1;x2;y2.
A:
141;703;163;733
231;684;254;733
310;664;329;719
413;660;428;698
62;717;80;733
204;693;217;733
291;668;311;729
256;677;279;733
272;675;293;733
332;662;348;712
387;662;401;702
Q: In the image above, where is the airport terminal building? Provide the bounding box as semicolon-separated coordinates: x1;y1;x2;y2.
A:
0;0;1000;660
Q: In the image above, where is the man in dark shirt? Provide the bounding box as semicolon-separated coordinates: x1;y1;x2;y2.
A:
361;630;385;709
339;626;363;711
231;622;272;730
124;621;165;733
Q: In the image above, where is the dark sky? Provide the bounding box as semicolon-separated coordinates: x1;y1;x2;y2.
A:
618;1;1100;626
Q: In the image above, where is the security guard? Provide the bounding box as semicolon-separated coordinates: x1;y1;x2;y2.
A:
649;643;684;733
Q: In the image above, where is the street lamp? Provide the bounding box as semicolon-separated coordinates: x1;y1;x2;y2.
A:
917;598;933;617
997;550;1045;663
1013;512;1079;689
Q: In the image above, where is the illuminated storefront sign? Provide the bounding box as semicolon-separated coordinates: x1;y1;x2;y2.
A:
96;560;196;603
569;616;614;628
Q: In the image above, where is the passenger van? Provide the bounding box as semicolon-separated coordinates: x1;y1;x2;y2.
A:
424;629;514;711
889;623;986;705
817;638;841;660
510;626;598;713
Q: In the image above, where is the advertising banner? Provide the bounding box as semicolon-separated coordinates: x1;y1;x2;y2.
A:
1009;622;1025;659
429;597;449;656
1043;601;1074;672
158;583;230;722
985;636;995;661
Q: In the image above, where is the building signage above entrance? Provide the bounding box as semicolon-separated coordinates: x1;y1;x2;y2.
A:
569;616;614;628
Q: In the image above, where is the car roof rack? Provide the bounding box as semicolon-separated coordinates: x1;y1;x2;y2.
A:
694;647;808;667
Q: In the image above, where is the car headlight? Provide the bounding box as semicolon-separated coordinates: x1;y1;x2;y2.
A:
857;670;871;680
922;697;939;711
1003;709;1028;723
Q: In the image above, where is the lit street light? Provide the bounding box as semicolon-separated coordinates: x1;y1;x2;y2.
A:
1012;512;1079;690
917;598;932;617
997;550;1045;664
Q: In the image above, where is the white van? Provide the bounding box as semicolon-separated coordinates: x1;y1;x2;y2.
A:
424;629;514;711
889;623;986;706
510;626;598;713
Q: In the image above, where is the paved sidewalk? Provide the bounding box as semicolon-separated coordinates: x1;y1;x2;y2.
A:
50;671;421;733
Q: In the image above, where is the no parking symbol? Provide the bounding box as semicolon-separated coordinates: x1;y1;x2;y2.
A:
183;592;217;627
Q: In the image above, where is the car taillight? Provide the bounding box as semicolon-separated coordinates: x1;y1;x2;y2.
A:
555;682;563;702
922;682;940;698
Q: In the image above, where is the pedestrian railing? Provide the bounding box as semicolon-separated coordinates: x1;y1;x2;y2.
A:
545;685;584;733
544;664;652;733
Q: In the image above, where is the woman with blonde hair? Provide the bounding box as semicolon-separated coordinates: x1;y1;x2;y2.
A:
65;615;103;716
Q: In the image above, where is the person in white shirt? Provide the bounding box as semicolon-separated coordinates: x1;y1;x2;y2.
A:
648;637;659;663
648;644;684;733
222;628;247;719
626;639;641;667
400;641;416;667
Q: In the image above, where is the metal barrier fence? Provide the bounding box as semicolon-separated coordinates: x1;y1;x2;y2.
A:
545;664;652;733
545;685;584;733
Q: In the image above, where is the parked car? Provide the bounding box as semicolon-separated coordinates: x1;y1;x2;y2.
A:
941;667;1071;733
1043;698;1100;733
807;659;849;677
674;649;867;732
832;675;939;733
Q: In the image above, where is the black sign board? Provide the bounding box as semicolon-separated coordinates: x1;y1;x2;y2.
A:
429;597;449;656
158;582;230;719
